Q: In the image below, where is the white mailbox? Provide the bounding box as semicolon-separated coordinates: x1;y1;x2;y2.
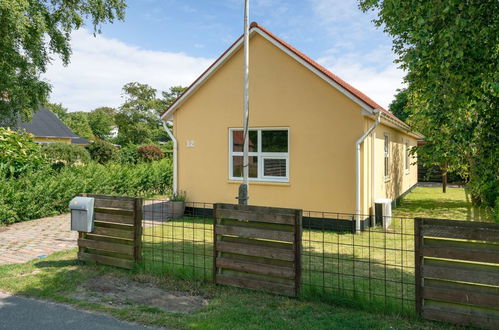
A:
69;197;95;232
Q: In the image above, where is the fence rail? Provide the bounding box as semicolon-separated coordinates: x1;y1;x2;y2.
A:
415;218;499;329
213;203;302;297
77;194;142;269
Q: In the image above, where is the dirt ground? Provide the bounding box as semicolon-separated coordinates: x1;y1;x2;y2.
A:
71;275;209;314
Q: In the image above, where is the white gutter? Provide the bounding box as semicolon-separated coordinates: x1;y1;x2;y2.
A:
162;122;178;195
355;110;381;233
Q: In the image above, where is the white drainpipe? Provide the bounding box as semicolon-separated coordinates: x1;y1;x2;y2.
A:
162;121;178;195
355;110;381;233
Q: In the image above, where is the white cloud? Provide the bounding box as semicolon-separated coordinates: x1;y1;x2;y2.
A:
308;0;404;108
318;50;406;109
44;29;213;112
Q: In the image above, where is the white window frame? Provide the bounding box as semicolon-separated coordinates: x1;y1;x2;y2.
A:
384;133;390;180
229;127;290;182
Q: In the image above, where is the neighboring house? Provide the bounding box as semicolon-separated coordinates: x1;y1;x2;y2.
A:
108;125;119;139
161;22;422;217
9;106;84;144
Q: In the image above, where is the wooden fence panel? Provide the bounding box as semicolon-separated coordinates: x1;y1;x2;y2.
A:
77;195;142;269
214;203;302;297
415;218;499;329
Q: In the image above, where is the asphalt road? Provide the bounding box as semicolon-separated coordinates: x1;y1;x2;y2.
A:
0;291;162;330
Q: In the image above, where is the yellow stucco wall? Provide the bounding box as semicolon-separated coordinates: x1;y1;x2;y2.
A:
173;33;417;214
33;137;72;144
361;118;418;214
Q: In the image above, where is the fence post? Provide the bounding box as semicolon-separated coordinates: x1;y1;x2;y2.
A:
213;203;219;284
294;209;302;296
414;217;423;317
134;197;143;262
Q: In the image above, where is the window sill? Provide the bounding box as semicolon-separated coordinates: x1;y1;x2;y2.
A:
384;177;392;183
228;180;291;187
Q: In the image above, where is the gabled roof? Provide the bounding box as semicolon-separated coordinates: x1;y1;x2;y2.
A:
161;22;418;136
15;106;79;139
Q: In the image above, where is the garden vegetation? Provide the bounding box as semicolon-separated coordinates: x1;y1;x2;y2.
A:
0;128;172;225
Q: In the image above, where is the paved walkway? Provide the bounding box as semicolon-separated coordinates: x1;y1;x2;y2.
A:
0;214;76;265
0;291;162;330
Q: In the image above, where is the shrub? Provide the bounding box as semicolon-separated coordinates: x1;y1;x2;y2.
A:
0;158;173;225
119;144;139;164
86;140;117;164
0;128;47;178
137;145;164;162
170;190;187;202
42;143;91;165
162;140;174;151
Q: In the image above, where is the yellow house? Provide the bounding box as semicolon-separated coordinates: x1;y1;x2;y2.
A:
161;23;421;222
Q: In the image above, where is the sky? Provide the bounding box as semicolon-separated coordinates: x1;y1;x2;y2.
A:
44;0;405;112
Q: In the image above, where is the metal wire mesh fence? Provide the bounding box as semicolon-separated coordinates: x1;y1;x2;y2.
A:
301;211;416;315
140;199;415;315
141;199;214;281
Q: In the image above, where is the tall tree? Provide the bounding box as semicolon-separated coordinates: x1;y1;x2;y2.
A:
161;86;187;109
0;0;126;122
115;82;164;145
360;0;499;207
63;112;93;140
388;89;409;123
88;107;116;139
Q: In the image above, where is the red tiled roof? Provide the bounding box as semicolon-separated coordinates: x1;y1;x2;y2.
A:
162;22;407;128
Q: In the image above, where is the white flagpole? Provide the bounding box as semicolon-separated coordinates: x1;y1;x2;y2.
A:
238;0;250;205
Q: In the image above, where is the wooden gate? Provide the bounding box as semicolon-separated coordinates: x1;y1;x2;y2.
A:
213;203;302;296
77;194;142;269
415;218;499;329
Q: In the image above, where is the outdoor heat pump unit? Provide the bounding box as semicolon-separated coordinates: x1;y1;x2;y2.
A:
374;198;392;230
69;196;95;232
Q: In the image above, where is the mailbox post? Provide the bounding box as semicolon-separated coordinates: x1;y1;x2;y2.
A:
69;197;95;232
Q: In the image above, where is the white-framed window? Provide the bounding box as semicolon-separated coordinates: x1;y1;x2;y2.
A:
229;128;289;182
405;141;410;172
384;133;390;178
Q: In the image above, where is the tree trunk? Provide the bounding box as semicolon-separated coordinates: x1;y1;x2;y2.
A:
442;168;448;193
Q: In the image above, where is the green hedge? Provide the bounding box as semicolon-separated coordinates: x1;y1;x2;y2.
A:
0;158;172;225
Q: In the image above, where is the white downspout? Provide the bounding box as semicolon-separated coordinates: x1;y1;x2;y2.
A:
162;121;178;195
356;110;381;233
371;130;376;218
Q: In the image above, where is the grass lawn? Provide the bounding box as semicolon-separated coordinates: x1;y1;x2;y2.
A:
0;250;455;330
393;186;495;221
